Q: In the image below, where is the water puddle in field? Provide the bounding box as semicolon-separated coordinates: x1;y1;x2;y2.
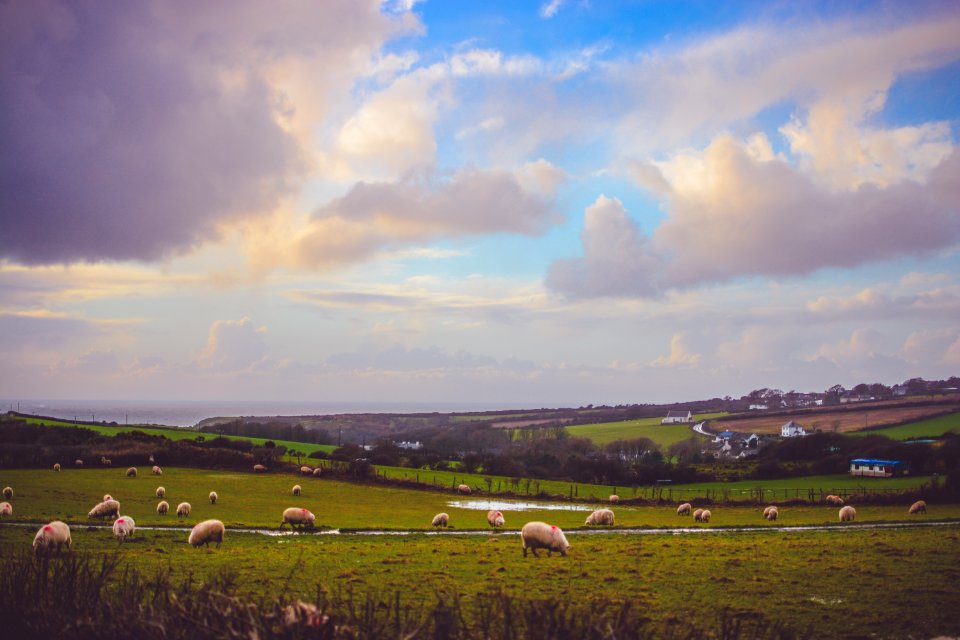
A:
446;499;596;512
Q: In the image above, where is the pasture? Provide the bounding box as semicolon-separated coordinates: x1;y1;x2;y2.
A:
850;411;960;440
1;465;959;638
564;413;723;447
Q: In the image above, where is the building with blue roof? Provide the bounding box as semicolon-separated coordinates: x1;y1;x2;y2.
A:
849;458;905;477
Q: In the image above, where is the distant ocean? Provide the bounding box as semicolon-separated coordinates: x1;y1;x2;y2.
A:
1;399;531;428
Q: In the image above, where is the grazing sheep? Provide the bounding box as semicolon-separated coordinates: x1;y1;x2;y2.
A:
677;503;692;516
521;521;571;558
0;502;12;516
585;508;615;526
103;494;113;502
2;486;12;499
126;467;138;478
33;521;72;556
209;491;218;504
909;500;927;514
75;459;83;467
292;484;302;496
157;500;169;516
156;486;165;498
457;484;472;494
101;456;112;466
189;519;225;548
88;499;121;520
281;507;316;530
112;516;136;543
300;465;313;475
432;513;449;528
695;509;711;523
487;510;505;528
253;464;268;473
825;494;844;507
609;494;620;503
763;506;779;521
312;467;322;477
692;508;704;521
839;505;856;522
152;466;162;476
53;463;61;471
176;502;191;518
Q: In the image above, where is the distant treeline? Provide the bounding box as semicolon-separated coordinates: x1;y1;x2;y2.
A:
200;419;335;445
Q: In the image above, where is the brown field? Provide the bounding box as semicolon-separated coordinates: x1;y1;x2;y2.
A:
709;396;960;435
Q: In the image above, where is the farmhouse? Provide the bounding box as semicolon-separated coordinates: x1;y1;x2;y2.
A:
849;458;905;478
780;421;807;438
661;410;693;424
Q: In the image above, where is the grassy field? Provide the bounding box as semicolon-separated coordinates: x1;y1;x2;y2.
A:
564;413;723;447
1;466;959;638
849;411;960;440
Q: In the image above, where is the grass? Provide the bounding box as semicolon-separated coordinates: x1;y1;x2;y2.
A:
564;413;724;447
849;411;960;440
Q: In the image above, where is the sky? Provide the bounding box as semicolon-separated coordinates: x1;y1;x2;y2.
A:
1;0;959;406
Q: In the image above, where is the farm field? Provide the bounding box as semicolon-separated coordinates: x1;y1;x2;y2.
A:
850;411;960;440
564;413;723;447
1;467;959;638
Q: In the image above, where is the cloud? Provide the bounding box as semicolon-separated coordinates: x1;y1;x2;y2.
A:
0;1;415;265
650;333;702;368
198;317;269;372
540;0;565;19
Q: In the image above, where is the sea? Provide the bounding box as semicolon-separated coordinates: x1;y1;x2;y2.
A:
1;399;531;428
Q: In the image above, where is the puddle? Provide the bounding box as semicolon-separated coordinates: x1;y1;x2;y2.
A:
447;499;596;512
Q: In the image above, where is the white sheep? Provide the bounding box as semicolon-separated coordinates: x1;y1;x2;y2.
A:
521;521;571;558
839;505;856;522
88;499;121;519
763;506;778;521
432;512;449;528
909;500;927;514
487;510;505;528
281;507;315;530
157;500;169;516
677;503;692;516
825;494;844;507
692;508;704;521
695;509;711;523
457;484;471;494
253;464;268;473
126;467;138;477
300;465;313;475
312;467;322;477
75;458;83;467
101;457;112;466
177;502;191;518
156;486;165;498
585;508;615;526
33;521;72;556
189;519;225;548
0;502;12;516
152;465;162;476
209;491;218;504
112;516;136;543
609;494;620;503
53;463;61;471
3;486;12;499
103;494;112;502
292;484;302;496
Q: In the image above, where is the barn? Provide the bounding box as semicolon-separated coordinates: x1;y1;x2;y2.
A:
849;458;905;478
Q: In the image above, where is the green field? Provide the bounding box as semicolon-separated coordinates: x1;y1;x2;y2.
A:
564;413;723;447
850;411;960;440
1;465;959;638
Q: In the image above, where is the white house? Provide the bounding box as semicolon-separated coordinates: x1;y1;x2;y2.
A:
749;404;768;411
661;410;693;424
780;421;807;438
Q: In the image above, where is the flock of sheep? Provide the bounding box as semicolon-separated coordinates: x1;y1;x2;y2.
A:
2;462;934;559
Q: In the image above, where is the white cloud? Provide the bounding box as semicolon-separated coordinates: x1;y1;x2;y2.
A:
540;0;565;19
198;317;270;372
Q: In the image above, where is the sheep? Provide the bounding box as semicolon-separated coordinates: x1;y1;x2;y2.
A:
112;516;136;543
188;519;225;548
692;508;704;521
825;494;844;507
253;464;268;473
457;484;472;494
487;510;505;528
75;459;83;467
152;466;162;476
763;506;779;521
53;463;61;471
209;491;218;504
585;508;615;526
300;465;313;475
156;486;165;498
157;500;169;516
126;467;138;478
521;521;571;558
432;512;449;528
312;468;322;477
909;500;927;514
0;502;12;516
839;505;856;522
176;502;191;518
101;456;112;466
677;503;692;516
88;499;121;520
103;494;113;502
33;521;71;556
292;484;302;496
3;486;12;500
281;507;315;530
695;509;711;523
609;494;620;503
